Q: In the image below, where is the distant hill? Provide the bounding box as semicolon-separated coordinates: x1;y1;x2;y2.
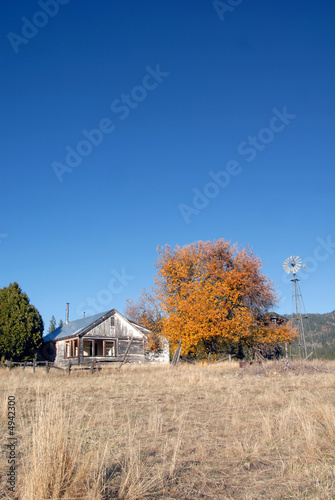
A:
283;310;335;359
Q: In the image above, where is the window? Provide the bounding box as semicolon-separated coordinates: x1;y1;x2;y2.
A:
83;340;92;357
82;339;116;357
65;339;79;358
106;341;115;356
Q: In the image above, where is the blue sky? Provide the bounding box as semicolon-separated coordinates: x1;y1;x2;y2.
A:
1;0;334;329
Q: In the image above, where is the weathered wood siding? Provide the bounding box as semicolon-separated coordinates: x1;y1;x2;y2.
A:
52;310;169;366
84;317;113;337
114;313;143;339
82;313;142;340
55;340;65;365
118;339;144;355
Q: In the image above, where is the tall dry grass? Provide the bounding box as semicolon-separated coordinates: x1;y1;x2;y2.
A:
0;360;334;499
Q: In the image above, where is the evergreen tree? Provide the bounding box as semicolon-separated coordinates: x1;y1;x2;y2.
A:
48;315;57;333
58;318;63;327
0;282;44;361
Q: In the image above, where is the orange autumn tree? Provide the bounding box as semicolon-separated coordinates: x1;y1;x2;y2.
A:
154;239;296;357
124;288;164;351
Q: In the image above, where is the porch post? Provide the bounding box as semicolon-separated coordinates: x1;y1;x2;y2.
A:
78;338;81;365
103;339;106;357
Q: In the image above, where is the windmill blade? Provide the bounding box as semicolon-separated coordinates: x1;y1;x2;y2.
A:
283;255;303;274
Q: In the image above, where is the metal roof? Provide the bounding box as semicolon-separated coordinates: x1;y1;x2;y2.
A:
43;310;110;342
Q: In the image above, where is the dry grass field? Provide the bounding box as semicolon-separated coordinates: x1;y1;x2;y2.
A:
0;360;335;500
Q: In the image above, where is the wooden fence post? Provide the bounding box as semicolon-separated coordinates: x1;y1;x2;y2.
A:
67;362;71;375
118;336;134;371
33;359;36;373
171;340;182;366
45;361;50;373
8;360;12;371
90;361;95;375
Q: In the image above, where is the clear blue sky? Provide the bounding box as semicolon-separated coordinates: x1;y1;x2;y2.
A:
1;0;334;329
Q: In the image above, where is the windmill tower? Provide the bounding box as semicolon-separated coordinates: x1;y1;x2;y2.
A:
283;256;309;358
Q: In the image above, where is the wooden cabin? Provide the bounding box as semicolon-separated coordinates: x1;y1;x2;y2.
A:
41;309;169;366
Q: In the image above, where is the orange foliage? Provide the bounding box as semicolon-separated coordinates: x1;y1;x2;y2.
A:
154;239;296;354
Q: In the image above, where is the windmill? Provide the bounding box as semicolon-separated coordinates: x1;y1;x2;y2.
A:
283;256;309;358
